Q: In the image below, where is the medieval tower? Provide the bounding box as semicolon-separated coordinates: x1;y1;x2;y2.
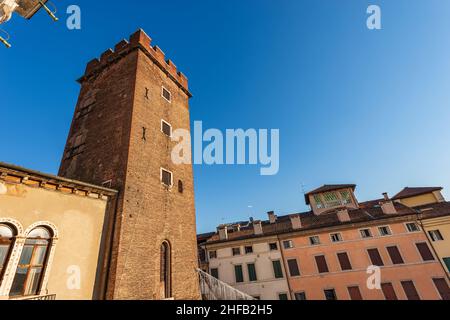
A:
58;29;200;300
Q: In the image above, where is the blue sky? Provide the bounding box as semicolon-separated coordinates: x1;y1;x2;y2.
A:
1;0;450;233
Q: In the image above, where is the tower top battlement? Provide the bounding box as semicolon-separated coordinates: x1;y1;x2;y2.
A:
78;29;191;97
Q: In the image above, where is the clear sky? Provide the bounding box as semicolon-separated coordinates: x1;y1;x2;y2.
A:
1;0;450;233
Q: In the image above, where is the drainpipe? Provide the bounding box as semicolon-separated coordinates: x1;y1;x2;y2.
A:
416;210;450;281
277;235;294;300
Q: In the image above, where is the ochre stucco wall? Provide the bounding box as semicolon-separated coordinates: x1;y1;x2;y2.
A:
0;181;108;300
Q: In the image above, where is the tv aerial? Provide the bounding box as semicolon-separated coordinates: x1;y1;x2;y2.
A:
0;0;58;48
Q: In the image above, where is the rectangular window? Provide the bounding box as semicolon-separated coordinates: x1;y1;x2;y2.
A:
295;292;307;300
234;265;244;283
309;236;321;246
314;194;324;209
360;229;372;239
433;278;450;300
348;286;363;300
161;168;173;187
340;190;352;205
209;251;217;259
247;263;257;282
323;192;341;208
269;243;278;251
444;257;450;273
162;86;171;102
278;293;289;300
272;260;284;279
232;248;241;256
429;230;444;242
378;226;392;236
381;283;398;300
337;252;352;271
324;289;337;301
287;259;301;277
416;242;435;261
401;281;420;300
330;233;343;243
315;255;329;274
210;268;219;279
283;240;294;249
244;246;253;254
161;120;172;137
387;246;404;265
367;248;384;266
406;223;420;233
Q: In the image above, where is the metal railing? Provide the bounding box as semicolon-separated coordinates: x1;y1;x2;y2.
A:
197;269;256;301
12;294;56;301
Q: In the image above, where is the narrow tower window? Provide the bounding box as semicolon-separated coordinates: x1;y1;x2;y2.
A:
162;87;172;102
160;241;172;299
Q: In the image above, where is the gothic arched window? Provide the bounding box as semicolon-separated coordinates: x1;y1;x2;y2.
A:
160;241;172;299
9;227;52;297
0;224;16;286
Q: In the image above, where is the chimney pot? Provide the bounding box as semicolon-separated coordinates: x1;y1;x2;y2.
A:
383;192;390;201
218;225;228;240
268;211;277;224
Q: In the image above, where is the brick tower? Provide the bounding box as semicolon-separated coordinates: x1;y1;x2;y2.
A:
59;29;200;300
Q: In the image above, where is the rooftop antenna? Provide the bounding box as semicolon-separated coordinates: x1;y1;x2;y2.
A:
0;0;59;48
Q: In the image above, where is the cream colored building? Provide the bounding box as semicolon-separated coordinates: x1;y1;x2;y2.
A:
204;221;291;300
0;163;117;300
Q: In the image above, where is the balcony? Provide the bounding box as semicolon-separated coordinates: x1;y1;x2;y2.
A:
10;294;56;301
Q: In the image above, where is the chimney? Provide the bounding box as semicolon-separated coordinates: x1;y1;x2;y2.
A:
253;220;263;235
380;193;397;215
218;225;228;240
381;201;397;215
337;208;351;223
289;214;302;230
268;211;277;224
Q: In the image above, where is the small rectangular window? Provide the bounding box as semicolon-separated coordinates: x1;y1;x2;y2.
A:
401;281;420;300
337;252;352;271
244;246;253;254
348;286;363;300
161;120;172;137
367;248;384;266
278;293;289;301
294;292;307;300
234;265;244;283
315;255;329;274
209;251;217;259
161;168;173;187
324;289;337;301
247;263;257;282
283;240;294;249
381;283;398;300
330;233;343;243
360;229;372;239
162;86;171;102
287;259;301;277
269;243;278;251
429;230;444;242
232;247;241;256
309;236;321;246
387;246;404;265
416;242;435;261
272;260;284;279
433;278;450;300
210;268;219;279
406;223;420;233
378;226;392;236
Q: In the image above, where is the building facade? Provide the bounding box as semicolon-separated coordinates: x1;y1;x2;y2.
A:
201;185;450;300
0;29;200;300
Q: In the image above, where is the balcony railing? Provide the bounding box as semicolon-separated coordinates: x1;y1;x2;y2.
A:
11;294;56;301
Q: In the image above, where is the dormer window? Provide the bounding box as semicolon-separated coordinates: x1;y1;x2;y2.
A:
323;192;341;208
314;195;325;209
340;190;352;205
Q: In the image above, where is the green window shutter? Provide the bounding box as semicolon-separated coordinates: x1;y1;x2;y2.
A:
444;257;450;272
247;264;257;282
272;260;284;279
235;265;244;283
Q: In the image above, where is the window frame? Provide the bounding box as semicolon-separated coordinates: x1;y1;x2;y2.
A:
0;224;16;286
161;86;172;103
315;254;330;274
324;288;337;301
294;291;307;301
386;245;405;265
330;233;343;243
244;246;253;255
232;247;241;256
287;258;301;277
247;263;258;282
378;226;392;237
415;242;435;262
272;260;284;279
161;119;172;137
429;230;444;242
405;222;420;233
336;251;353;271
208;250;217;260
269;242;278;251
309;236;321;246
283;240;294;250
234;264;244;284
359;228;373;239
366;247;384;267
160;168;173;188
210;268;219;280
